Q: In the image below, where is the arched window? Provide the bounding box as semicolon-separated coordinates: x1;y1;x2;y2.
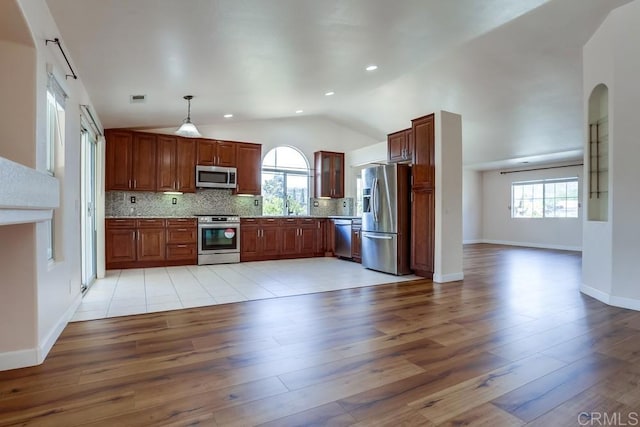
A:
261;146;310;215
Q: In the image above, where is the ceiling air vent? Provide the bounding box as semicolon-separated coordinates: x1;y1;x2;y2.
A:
130;94;146;104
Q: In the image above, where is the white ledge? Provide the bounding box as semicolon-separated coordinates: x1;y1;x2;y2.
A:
0;157;59;226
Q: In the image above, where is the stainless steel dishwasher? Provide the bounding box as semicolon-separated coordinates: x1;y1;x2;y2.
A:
334;219;352;259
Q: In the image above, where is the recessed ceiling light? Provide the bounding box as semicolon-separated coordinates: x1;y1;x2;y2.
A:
295;110;304;114
223;114;233;118
365;65;378;71
325;91;335;96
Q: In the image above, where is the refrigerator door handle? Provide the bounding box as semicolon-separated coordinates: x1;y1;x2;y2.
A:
363;233;393;240
372;178;379;223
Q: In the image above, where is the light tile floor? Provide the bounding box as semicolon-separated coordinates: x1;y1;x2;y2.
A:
72;258;420;321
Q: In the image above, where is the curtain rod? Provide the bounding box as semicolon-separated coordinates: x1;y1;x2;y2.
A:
45;38;78;80
80;105;103;136
499;163;583;175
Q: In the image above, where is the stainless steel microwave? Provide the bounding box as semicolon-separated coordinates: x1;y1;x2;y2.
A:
195;165;237;189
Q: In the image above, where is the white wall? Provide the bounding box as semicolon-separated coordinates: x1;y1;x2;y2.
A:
481;164;583;251
434;111;463;282
463;169;483;243
582;0;640;310
0;0;99;370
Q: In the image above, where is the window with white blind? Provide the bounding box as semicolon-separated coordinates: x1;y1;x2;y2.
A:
46;74;66;175
46;73;66;261
511;178;579;218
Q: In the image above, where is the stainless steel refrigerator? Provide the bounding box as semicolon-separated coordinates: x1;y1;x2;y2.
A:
361;164;412;275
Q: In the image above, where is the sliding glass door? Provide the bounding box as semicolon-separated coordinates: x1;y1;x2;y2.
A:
80;126;97;291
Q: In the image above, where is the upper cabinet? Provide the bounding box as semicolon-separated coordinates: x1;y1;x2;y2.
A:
156;135;196;193
105;130;157;191
387;128;413;163
197;139;236;167
314;151;344;198
235;142;262;195
105;129;133;190
411;114;435;189
106;129;260;194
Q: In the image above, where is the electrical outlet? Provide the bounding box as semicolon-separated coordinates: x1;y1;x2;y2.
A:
343;201;347;207
254;199;259;206
313;201;319;207
172;197;177;205
130;196;136;203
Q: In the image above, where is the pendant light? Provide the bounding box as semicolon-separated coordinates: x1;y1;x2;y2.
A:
175;95;202;138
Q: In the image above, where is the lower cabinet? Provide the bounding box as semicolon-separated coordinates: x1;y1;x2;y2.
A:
240;218;280;262
166;218;198;263
351;219;362;263
240;218;324;262
106;218;197;269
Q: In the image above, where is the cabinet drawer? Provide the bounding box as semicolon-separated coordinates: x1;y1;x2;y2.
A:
241;217;258;224
280;218;299;225
136;218;166;228
106;218;136;228
166;227;197;244
259;218;279;226
166;244;197;261
166;218;197;227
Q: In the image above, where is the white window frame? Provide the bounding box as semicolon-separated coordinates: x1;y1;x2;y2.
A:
511;177;579;219
261;147;310;216
46;74;66;175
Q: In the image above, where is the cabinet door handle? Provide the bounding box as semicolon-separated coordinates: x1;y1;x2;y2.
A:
177;228;187;231
134;179;137;188
177;245;187;248
128;179;132;188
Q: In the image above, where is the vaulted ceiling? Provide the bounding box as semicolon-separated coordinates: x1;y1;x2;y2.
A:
45;0;630;168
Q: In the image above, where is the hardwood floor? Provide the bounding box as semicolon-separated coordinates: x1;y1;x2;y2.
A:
2;244;640;426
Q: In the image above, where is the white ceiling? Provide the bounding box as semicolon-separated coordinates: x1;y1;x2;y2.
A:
45;0;630;169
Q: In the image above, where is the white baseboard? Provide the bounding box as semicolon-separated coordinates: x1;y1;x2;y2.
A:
37;293;83;364
433;272;464;283
463;239;483;244
481;239;582;252
0;349;38;371
581;284;640;311
0;293;82;371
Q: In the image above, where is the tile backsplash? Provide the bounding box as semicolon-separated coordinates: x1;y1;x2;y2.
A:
105;190;354;217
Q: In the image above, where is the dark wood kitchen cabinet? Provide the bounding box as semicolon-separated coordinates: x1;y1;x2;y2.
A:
280;218;299;256
241;217;322;261
105;218;136;264
351;219;362;263
411;114;435;189
280;218;317;258
410;113;435;278
105;130;133;190
106;218;196;269
314;151;344;198
165;218;197;262
197;139;236;167
235;142;262;195
240;218;280;261
156;136;196;193
105;130;157;191
387;128;413;163
134;219;165;262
